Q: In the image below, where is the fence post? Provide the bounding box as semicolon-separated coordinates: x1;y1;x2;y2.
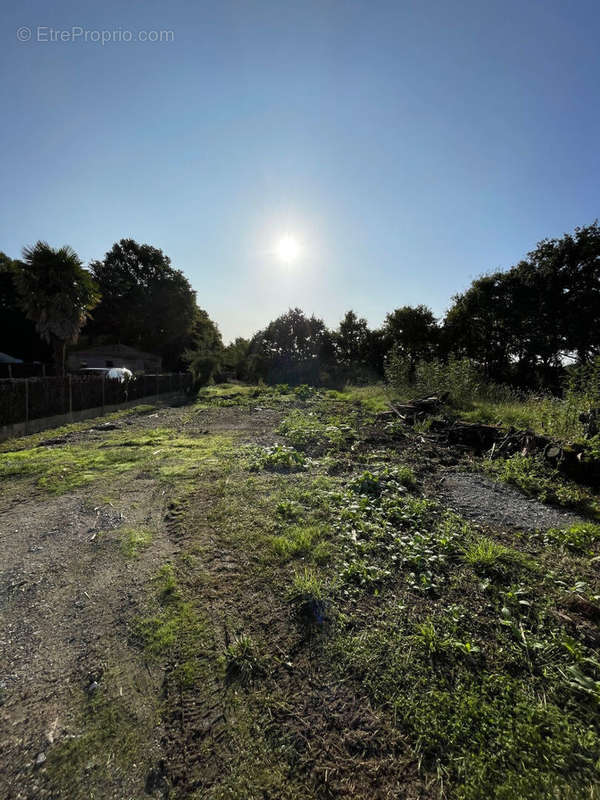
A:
156;374;159;403
101;375;105;416
68;375;73;421
24;379;29;434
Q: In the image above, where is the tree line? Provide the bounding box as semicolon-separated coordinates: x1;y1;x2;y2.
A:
0;239;221;375
2;222;599;389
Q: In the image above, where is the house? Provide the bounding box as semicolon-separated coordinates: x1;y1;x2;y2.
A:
67;344;162;374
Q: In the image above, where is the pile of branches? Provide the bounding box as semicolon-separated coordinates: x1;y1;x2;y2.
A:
378;394;600;486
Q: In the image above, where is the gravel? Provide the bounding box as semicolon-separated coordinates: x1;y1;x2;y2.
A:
438;472;583;531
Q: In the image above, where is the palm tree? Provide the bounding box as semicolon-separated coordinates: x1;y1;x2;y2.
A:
15;241;100;375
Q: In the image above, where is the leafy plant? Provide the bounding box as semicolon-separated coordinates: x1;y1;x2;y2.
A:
248;444;307;472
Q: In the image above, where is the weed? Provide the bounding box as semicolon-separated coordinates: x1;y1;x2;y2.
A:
288;568;328;627
248;444;306;472
464;536;534;579
544;522;600;553
277;409;356;452
483;453;600;516
225;635;265;686
294;384;315;400
275;499;303;520
272;524;331;563
349;465;416;496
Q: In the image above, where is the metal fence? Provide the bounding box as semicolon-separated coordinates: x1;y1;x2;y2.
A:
0;373;192;427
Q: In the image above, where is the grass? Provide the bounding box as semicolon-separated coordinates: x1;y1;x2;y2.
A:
0;404;157;453
272;523;331;563
288;567;329;627
463;536;535;579
137;564;210;688
0;427;233;494
119;526;152;557
462;394;586;440
225;635;265;686
325;383;392;413
483;453;600;517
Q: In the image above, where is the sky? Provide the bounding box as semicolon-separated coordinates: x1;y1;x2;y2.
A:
1;0;599;343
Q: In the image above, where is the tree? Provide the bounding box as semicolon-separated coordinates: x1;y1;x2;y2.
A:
442;223;600;387
248;308;334;384
0;252;50;362
524;222;600;365
183;308;224;385
333;310;384;382
222;337;251;380
14;242;99;375
335;310;370;367
442;273;516;380
384;305;438;371
89;239;197;369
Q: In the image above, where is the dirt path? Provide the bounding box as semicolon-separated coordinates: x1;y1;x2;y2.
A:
0;451;172;797
0;401;290;799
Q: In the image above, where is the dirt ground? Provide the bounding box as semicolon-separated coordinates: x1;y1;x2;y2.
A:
0;396;594;799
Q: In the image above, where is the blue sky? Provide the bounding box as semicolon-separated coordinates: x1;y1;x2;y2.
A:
1;0;599;342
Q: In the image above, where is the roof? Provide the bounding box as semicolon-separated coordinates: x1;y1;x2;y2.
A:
0;352;24;364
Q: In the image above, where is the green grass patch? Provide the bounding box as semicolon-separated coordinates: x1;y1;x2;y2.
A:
0;429;233;494
0;404;157;453
333;610;600;800
272;523;331;563
137;564;210;688
119;526;153;557
464;536;535;579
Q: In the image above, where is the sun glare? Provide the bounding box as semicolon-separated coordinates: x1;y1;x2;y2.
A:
275;234;301;263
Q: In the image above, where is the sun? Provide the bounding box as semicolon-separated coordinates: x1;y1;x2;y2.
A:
275;234;301;263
